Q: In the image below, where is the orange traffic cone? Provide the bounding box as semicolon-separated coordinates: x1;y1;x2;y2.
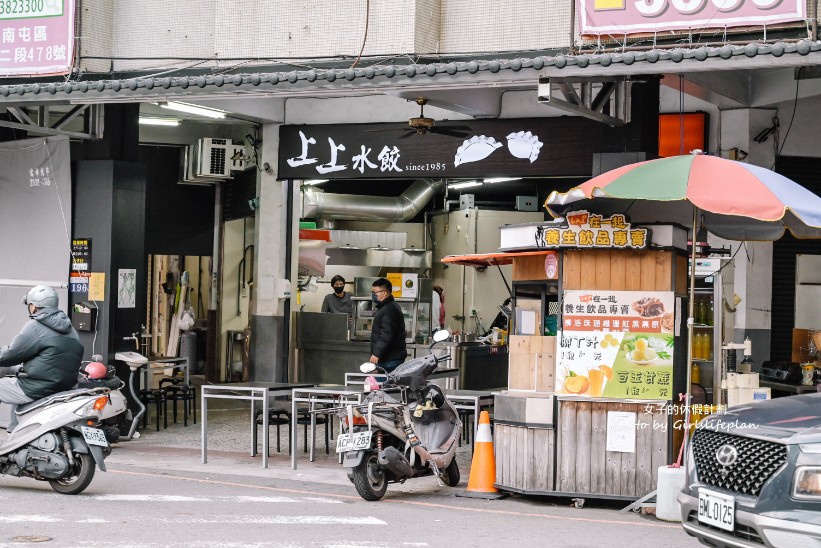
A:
456;410;508;499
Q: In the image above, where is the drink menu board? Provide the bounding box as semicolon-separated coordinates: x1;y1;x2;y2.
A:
556;290;675;400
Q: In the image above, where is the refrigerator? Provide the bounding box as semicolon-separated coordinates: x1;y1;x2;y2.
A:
691;257;734;406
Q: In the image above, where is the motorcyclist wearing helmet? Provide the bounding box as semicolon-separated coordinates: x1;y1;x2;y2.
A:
0;286;85;407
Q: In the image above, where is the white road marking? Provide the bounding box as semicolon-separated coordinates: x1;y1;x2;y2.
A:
0;515;385;526
171;516;385;525
92;494;210;502
90;494;343;504
0;514;59;522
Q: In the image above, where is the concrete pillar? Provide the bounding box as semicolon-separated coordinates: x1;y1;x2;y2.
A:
716;108;776;366
249;122;291;381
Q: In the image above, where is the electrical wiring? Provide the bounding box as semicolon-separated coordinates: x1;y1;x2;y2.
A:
349;0;370;69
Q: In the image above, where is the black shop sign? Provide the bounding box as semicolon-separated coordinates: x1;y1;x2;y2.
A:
278;117;608;180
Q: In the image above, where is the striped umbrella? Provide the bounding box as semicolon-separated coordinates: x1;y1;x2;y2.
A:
546;153;821;240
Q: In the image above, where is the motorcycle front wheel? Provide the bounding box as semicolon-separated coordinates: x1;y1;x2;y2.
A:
49;452;95;495
352;452;387;501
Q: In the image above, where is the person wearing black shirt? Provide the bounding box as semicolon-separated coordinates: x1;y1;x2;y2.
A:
320;275;353;318
369;278;407;372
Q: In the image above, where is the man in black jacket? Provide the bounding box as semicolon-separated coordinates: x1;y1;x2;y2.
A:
369;278;407;372
0;285;84;407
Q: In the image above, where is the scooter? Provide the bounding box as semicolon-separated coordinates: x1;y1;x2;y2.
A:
0;385;112;494
77;355;128;443
333;329;461;501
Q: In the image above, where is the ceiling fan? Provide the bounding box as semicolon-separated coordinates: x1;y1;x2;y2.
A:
404;97;471;138
367;97;471;138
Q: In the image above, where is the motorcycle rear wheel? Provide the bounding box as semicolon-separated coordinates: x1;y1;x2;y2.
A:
49;453;95;495
442;459;460;487
352;452;387;501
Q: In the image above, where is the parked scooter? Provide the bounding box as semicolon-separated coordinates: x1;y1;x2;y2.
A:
333;329;461;501
77;355;128;443
0;385;112;494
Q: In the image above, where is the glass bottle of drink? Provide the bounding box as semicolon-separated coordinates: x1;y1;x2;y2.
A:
691;362;701;384
692;332;701;360
701;331;713;360
706;295;714;326
697;296;707;325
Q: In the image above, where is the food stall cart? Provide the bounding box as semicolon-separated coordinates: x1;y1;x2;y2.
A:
443;213;690;501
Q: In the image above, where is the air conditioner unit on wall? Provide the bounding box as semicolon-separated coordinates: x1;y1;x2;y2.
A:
178;145;221;186
194;138;232;178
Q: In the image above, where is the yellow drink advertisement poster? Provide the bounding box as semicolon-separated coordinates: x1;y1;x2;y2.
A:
556;290;675;400
386;273;402;298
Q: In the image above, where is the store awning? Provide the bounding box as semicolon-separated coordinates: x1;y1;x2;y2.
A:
441;250;554;268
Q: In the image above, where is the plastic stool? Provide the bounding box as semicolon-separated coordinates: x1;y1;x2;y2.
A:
254;408;291;454
159;377;197;426
139;389;167;431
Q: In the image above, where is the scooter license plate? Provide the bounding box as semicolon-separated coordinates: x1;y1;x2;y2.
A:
336;431;372;453
81;426;108;447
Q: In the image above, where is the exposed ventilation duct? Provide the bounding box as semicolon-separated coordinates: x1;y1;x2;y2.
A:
301;179;443;222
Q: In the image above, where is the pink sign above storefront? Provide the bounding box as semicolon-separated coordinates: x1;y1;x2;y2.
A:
0;0;74;76
578;0;806;35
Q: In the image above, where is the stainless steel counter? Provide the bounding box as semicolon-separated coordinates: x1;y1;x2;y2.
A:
294;337;508;389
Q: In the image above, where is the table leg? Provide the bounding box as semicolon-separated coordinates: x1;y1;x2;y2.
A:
250;395;257;457
291;395;298;470
262;389;269;469
309;397;316;462
201;389;208;463
183;356;190;387
473;398;479;451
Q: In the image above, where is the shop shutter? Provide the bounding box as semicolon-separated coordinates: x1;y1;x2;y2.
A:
772;157;821;361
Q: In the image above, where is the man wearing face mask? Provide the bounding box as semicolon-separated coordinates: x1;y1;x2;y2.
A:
320;275;353;318
369;278;407;372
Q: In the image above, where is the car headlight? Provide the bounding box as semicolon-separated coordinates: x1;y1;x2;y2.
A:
793;466;821;499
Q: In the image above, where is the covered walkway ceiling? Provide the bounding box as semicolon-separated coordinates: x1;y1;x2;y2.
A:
2;41;821;129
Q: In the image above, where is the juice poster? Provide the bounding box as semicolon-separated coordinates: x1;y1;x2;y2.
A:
556;290;675;400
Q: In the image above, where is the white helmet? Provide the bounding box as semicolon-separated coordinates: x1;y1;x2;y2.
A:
22;285;59;308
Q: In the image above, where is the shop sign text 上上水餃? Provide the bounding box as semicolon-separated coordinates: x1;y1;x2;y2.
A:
278;117;610;180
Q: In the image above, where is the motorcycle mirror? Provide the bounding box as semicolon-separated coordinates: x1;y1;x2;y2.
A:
432;329;450;343
360;362;377;373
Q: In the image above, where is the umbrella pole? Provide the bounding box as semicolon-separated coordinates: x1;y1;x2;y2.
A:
681;207;699;468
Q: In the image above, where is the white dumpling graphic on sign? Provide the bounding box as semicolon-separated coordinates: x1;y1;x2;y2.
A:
454;136;503;167
506;131;543;163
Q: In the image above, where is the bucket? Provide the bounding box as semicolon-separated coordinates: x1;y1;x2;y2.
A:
656;466;686;522
802;363;815;386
